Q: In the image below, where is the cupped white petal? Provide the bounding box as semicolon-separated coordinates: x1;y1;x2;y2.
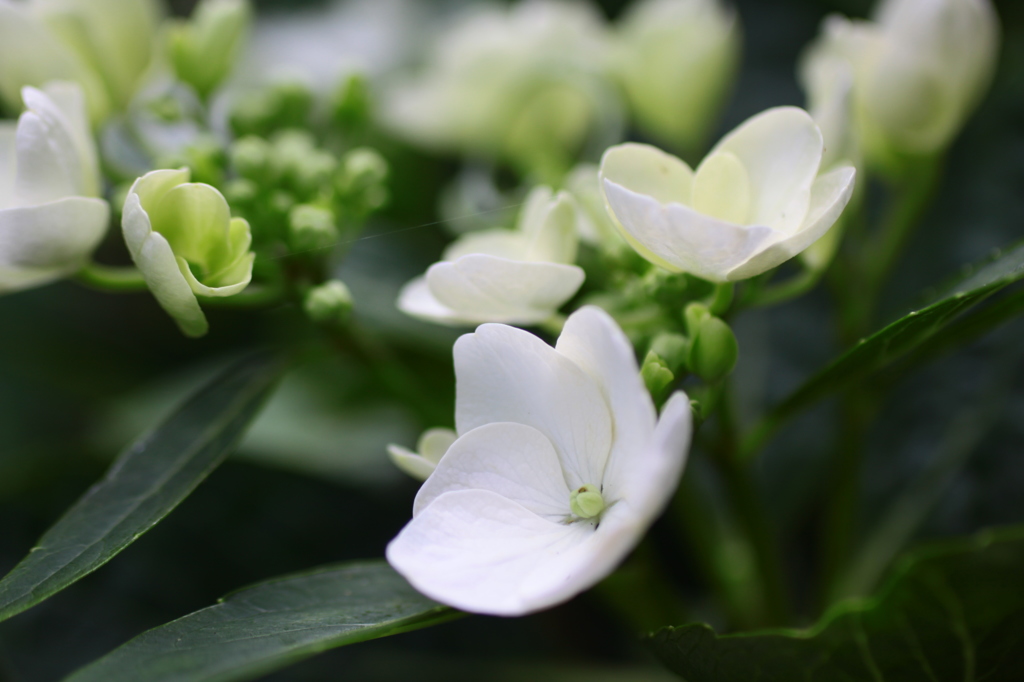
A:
122;192;208;337
709;106;823;234
554;305;656;498
454;322;612;489
724;164;855;281
524;191;578;264
443;228;527;262
425;255;584;325
601;176;775;281
387;489;592;616
0;196;108;292
414;422;571;520
599;142;693;206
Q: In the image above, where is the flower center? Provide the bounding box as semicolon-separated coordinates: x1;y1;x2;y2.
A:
569;484;605;519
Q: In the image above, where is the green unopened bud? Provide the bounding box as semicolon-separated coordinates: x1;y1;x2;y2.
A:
272;130;338;196
650;332;689;373
684;302;711;337
288;204;338;253
687;315;738;382
230;81;313;137
230;136;271;181
304;280;353;325
168;0;252;99
336;147;388;214
569;484;605;519
332;72;372;132
641;350;674;401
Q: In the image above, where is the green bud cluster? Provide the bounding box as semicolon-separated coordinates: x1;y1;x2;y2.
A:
230;81;314;138
336;148;389;217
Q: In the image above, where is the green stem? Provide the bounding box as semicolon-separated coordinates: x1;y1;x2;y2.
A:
199;284;286;308
670;471;764;628
712;387;792;626
75;262;148;291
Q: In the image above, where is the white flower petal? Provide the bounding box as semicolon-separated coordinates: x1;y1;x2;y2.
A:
612;390;693;521
599;142;693;206
0;123;16;208
387;445;437;482
709;106;823;234
396;275;467;326
725;165;855;281
387;488;591;616
419;427;458;464
442;228;526;261
414;422;571;520
524;191;578;264
601;176;775;281
123;193;207;337
454;322;612;489
554;305;656;501
13;97;86;204
0;196;108;293
425;255;584;325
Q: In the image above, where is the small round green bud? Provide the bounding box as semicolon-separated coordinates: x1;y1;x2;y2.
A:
684;302;711;337
650;332;689;373
303;280;353;325
230;136;271;180
569;483;606;519
332;72;372;132
641;350;674;401
337;147;388;213
687;316;739;382
288;204;338;253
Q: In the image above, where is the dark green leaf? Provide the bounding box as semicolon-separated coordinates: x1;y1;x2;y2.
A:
0;353;283;623
64;560;459;682
649;525;1024;682
743;241;1024;458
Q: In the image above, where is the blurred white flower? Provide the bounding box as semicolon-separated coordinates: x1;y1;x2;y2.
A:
0;0;161;123
398;186;585;326
382;0;622;178
122;168;254;337
611;0;740;154
0;83;108;293
387;427;458;481
599;107;856;282
387;306;693;616
802;0;998;163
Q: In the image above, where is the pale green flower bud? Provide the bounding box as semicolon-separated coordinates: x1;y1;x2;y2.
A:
230;80;313;138
569;483;606;519
303;279;353;325
122;168;255;337
288;204;337;253
683;302;711;337
271;130;337;196
336;147;388;214
168;0;252;99
641;350;675;401
687;314;738;382
613;0;740;154
387;427;458;482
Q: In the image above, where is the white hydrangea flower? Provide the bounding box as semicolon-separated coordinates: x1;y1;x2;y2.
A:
0;83;108;293
382;0;621;176
612;0;740;154
599;106;856;282
0;0;161;123
802;0;998;161
387;306;693;616
387;427;458;482
397;186;585;326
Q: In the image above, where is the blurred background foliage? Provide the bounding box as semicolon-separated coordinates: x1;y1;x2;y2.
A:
1;0;1023;679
